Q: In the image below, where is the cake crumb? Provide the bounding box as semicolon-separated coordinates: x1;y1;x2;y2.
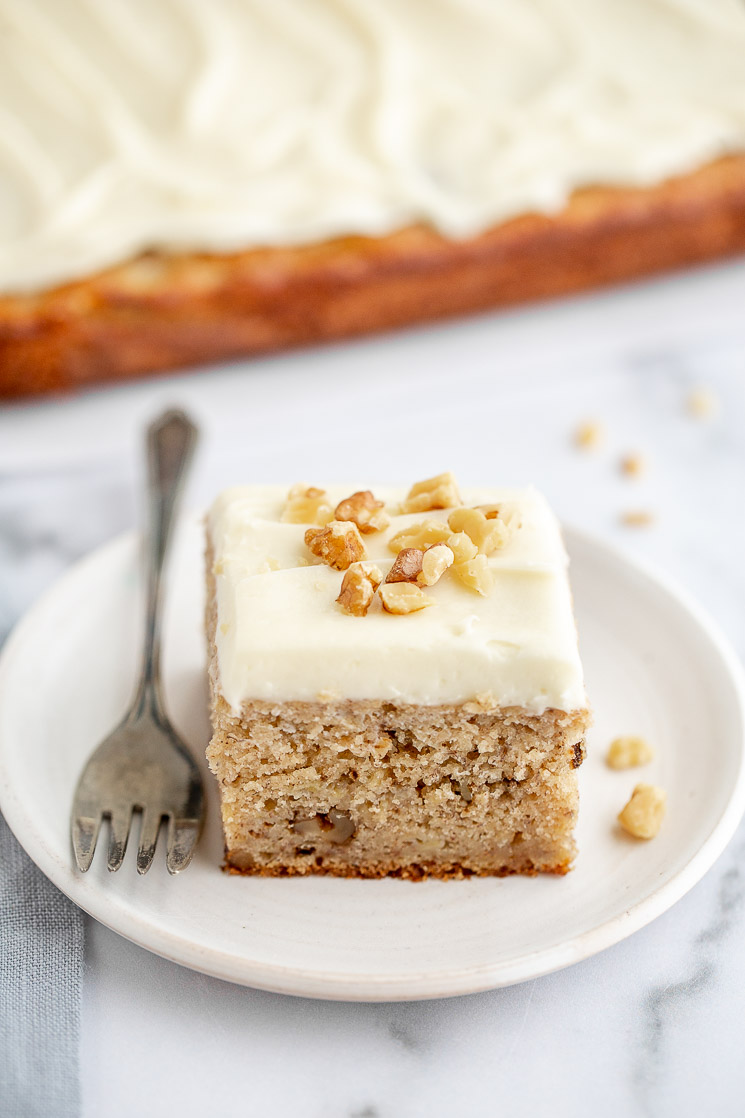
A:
618;784;666;839
686;385;719;420
464;691;498;713
574;420;604;450
620;509;655;529
607;735;654;769
316;689;340;703
619;453;646;479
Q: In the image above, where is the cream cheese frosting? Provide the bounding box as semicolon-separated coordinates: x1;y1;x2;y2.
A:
208;484;587;713
2;0;745;294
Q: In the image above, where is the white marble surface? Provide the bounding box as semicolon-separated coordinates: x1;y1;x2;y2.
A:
2;260;745;1117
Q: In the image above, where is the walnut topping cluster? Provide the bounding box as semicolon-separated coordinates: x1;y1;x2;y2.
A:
283;485;390;535
337;538;456;617
385;500;513;599
380;542;454;609
291;473;517;616
292;486;390;578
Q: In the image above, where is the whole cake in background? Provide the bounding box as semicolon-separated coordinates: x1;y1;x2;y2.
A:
2;0;745;396
206;477;591;879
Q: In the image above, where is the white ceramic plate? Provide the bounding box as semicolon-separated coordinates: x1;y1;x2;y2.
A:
1;518;744;1001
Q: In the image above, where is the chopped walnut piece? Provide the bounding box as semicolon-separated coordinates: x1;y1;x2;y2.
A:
417;544;454;587
607;735;654;770
686;385;719;420
379;583;433;614
452;554;494;596
618;784;666;839
305;521;366;570
463;691;498;713
388;519;451;554
400;472;461;514
448;507;509;554
281;484;333;526
446;531;478;564
620;510;655;529
455;779;473;803
619;453;646;479
574;419;604;450
293;810;355;845
385;547;424;584
336;563;383;616
334;490;389;534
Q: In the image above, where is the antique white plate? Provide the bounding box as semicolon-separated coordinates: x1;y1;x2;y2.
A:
0;518;744;1001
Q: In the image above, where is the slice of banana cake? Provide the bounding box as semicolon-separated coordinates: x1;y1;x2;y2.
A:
206;475;590;879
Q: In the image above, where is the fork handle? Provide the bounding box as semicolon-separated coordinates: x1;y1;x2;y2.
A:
132;409;198;718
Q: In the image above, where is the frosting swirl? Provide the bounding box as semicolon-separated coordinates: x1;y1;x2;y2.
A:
2;0;745;293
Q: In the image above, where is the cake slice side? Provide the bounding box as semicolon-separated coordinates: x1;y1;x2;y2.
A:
205;482;590;879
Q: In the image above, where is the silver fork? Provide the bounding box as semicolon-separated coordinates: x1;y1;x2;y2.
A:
71;409;205;875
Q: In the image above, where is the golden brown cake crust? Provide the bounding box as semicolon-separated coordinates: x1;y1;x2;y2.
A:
223;858;567;880
7;152;741;399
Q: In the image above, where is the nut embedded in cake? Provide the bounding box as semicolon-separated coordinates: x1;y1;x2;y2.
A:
205;479;590;879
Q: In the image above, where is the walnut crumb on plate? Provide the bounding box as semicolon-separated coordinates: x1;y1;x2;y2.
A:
574;420;604;450
618;784;666;839
607;735;654;769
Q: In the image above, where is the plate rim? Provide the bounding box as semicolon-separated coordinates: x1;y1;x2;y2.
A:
1;521;744;1001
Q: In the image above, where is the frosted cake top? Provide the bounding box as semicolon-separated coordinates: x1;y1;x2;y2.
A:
207;478;587;713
